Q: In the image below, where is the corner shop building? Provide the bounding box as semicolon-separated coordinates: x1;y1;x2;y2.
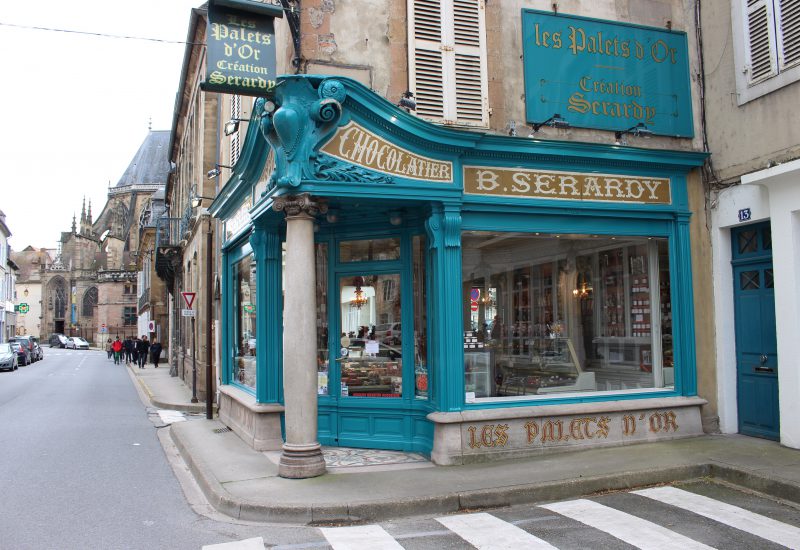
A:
209;75;708;473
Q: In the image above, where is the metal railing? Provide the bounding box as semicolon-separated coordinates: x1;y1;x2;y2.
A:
138;288;150;311
155;218;182;249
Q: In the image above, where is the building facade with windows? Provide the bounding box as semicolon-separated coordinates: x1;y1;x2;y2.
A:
204;0;715;476
701;0;800;448
10;246;54;340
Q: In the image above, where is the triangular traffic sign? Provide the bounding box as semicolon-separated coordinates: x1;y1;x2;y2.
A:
181;291;197;309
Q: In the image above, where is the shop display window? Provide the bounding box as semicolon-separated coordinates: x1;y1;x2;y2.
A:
413;235;429;399
233;254;256;390
340;238;401;262
462;231;673;400
339;273;402;398
316;243;329;395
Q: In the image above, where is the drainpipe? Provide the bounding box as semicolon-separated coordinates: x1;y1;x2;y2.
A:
206;215;214;419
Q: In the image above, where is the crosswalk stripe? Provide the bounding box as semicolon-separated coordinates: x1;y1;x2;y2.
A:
634;486;800;549
202;537;265;549
320;525;404;550
540;498;715;550
436;512;558;549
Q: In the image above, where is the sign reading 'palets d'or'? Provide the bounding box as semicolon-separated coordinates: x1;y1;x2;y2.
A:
320;122;454;183
464;166;671;205
204;2;278;96
522;10;693;137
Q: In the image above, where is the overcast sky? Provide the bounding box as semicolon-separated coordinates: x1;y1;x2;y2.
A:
0;0;202;250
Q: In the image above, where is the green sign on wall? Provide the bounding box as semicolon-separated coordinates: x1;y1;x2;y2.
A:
203;0;280;96
522;10;694;137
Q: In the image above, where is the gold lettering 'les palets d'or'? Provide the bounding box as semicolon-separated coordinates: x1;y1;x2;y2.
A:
464;166;671;204
321;122;453;182
532;23;679;64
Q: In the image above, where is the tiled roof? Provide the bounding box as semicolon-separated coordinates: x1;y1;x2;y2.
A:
116;130;170;187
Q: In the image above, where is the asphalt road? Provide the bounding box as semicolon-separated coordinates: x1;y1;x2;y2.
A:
3;349;799;550
0;348;248;550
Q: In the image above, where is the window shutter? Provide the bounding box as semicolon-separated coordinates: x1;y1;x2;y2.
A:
777;0;800;69
230;94;241;166
408;0;488;127
745;0;779;84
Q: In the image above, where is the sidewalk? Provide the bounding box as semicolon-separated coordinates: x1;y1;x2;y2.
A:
128;363;800;525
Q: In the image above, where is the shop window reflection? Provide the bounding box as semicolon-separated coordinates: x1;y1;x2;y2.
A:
339;273;402;398
234;255;256;390
316;243;329;395
413;235;428;399
462;232;673;400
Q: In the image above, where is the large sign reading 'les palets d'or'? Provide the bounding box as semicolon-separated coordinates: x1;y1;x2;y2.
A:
522;10;694;137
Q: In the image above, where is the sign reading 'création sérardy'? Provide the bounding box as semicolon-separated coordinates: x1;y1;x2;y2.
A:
522;10;693;137
203;0;281;96
464;166;671;205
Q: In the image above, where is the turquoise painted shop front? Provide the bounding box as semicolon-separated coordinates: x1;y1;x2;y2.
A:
210;75;707;458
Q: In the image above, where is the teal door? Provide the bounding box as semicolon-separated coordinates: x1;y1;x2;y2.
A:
732;222;779;440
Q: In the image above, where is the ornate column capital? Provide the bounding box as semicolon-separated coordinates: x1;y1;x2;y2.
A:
272;193;328;220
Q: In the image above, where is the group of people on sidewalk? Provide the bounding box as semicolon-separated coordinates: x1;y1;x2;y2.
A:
106;335;163;368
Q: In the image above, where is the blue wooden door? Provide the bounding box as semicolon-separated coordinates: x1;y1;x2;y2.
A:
732;222;779;440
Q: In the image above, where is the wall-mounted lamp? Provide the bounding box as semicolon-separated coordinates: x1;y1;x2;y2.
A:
325;208;339;224
398;91;416;112
207;164;234;179
23;288;29;298
224;118;250;136
388;210;403;226
191;194;216;208
531;113;570;133
614;123;654;145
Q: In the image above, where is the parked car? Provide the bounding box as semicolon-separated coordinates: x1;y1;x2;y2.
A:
66;337;90;350
0;343;18;371
374;322;402;345
49;334;68;348
10;342;31;366
8;336;38;362
31;341;44;361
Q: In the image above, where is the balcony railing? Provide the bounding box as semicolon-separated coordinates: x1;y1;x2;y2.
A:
155;218;182;249
138;287;150;311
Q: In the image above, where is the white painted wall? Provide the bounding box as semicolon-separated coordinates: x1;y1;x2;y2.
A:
711;159;800;448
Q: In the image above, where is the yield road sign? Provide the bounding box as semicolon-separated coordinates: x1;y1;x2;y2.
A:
181;292;197;309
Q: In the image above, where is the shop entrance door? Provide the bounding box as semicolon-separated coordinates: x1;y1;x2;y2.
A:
331;271;409;449
732;222;779;440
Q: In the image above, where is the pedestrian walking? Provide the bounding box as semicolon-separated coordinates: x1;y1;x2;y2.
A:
105;338;113;360
150;340;163;368
136;335;150;369
123;336;134;365
111;337;123;365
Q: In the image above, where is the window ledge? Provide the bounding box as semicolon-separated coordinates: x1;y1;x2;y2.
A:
219;383;284;413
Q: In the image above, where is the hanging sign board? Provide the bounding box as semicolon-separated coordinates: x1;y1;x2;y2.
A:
521;10;693;137
202;0;281;96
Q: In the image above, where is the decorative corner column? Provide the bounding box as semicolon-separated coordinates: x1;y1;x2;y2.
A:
273;193;327;478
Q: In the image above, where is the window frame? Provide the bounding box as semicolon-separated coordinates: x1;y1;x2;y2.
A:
732;0;800;104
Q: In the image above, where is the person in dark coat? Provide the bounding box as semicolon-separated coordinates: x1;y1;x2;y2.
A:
136;336;150;369
123;337;134;365
150;340;163;368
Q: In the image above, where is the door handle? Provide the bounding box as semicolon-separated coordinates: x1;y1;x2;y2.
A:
754;366;774;373
760;354;768;364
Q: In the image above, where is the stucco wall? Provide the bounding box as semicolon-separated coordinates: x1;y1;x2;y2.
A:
700;1;800;182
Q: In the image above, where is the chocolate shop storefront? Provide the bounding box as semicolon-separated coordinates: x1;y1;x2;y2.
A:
209;76;708;478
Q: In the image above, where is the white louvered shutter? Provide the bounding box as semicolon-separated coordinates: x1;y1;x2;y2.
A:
408;0;488;127
744;0;779;84
777;0;800;69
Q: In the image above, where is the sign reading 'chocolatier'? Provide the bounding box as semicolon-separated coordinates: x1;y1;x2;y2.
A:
203;1;279;96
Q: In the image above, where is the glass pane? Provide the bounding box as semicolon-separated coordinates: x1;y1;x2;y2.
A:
234;254;257;390
340;273;402;398
340;238;401;262
765;269;774;288
738;230;758;254
462;232;672;399
316;243;329;395
413;236;428;400
740;270;760;290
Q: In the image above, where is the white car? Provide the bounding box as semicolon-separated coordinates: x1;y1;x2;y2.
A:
66;337;90;350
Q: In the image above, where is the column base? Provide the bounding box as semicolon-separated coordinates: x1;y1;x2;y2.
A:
278;443;327;479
